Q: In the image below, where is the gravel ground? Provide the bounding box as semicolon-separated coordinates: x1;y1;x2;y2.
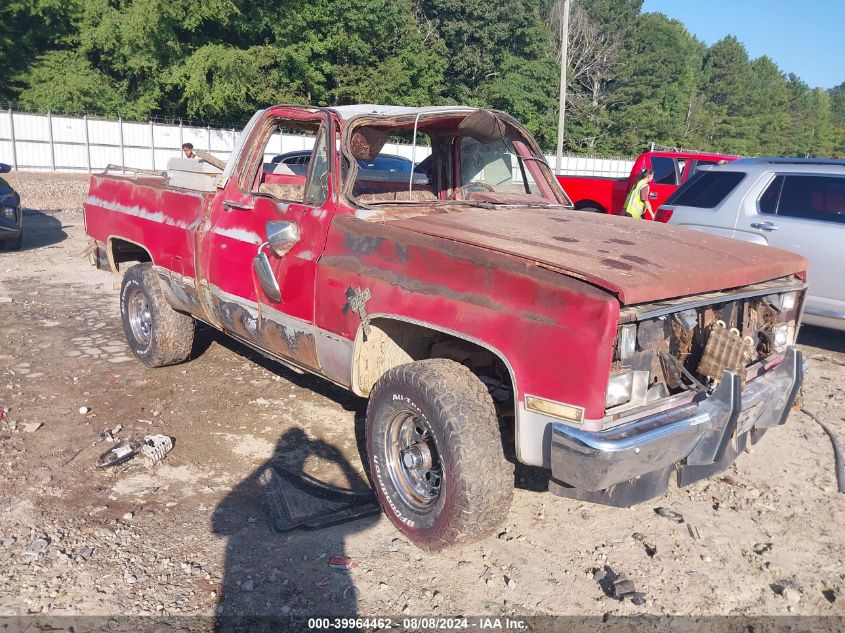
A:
0;174;843;629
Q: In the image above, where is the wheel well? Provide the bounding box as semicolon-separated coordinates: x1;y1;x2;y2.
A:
109;238;152;272
353;318;515;418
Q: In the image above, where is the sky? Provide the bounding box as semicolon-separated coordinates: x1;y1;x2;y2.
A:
640;0;844;89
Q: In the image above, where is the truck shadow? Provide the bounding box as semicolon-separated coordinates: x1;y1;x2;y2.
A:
798;325;845;355
197;327;548;499
212;428;378;631
12;208;68;252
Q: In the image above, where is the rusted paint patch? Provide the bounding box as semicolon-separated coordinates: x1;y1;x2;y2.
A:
258;318;320;369
322;255;505;313
344;232;384;256
212;294;260;341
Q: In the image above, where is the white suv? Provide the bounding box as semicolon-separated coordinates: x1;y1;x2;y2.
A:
660;158;845;331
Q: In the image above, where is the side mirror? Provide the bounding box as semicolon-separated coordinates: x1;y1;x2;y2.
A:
266;220;300;257
253;252;281;302
0;163;11;174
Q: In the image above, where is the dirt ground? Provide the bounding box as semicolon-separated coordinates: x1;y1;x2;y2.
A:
0;173;844;626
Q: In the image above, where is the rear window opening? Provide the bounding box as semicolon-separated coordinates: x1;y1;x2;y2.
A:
666;171;746;209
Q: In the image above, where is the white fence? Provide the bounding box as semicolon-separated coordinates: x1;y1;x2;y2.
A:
0;109;633;178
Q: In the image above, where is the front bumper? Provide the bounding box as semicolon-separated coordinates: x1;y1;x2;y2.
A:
549;347;804;504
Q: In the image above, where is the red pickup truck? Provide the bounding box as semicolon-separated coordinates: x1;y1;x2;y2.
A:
558;150;738;219
84;105;806;550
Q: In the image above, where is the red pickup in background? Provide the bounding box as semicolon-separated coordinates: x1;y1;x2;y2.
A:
557;151;738;220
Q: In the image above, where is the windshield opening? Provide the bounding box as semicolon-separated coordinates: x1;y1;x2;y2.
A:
342;112;569;208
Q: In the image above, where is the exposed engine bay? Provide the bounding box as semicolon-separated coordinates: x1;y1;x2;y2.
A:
604;277;805;425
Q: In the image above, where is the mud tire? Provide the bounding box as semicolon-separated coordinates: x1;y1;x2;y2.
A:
120;263;195;367
366;359;513;551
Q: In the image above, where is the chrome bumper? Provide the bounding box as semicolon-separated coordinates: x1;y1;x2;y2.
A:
550;347;804;493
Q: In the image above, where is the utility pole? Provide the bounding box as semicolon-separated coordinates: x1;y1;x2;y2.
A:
554;0;570;175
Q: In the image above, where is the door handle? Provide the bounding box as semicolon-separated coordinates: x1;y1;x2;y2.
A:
750;221;778;231
223;200;254;212
649;192;658;200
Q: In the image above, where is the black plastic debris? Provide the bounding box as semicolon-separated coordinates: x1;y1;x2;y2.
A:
632;532;657;558
95;438;139;468
592;564;647;605
654;507;685;523
258;465;380;532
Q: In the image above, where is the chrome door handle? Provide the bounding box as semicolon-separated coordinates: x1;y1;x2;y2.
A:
223;200;254;212
649;192;658;200
750;221;778;231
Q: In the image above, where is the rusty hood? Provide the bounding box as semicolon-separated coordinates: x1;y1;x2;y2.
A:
385;207;807;305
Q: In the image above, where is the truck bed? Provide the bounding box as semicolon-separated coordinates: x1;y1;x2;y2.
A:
84;174;210;277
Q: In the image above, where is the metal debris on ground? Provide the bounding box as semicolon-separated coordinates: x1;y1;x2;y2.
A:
22;538;49;557
593;564;647;605
99;424;123;442
654;507;685;523
258;465;380;532
687;524;701;540
328;556;358;570
632;532;657;557
96;438;139;468
753;542;773;555
141;434;173;466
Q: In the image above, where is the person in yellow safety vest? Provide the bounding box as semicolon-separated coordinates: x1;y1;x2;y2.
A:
623;168;655;219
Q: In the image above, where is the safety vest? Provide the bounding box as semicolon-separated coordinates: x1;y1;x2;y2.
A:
624;178;650;219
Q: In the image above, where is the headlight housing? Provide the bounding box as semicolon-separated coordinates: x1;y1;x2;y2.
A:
2;206;16;220
616;324;637;361
605;370;633;408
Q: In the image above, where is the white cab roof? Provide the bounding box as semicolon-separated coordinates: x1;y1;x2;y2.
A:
330;104;476;120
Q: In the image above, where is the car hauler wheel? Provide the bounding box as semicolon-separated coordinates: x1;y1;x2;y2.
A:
366;359;513;551
120;263;195;367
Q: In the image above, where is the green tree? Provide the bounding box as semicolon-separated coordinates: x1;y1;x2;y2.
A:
609;12;704;153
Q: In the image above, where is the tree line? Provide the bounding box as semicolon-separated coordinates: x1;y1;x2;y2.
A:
2;0;844;157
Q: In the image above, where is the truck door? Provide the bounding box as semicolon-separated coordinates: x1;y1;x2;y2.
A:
647;155;682;212
198;110;336;371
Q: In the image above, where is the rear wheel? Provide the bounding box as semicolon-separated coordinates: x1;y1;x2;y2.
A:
120;263;195;367
366;359;513;551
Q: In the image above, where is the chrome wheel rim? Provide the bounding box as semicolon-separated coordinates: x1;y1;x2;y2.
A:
127;287;152;347
384;411;443;511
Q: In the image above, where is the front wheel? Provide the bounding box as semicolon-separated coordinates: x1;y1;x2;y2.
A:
120;263;195;367
366;359;513;551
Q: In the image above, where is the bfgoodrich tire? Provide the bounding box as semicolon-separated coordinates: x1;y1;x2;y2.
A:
120;263;195;367
366;359;513;551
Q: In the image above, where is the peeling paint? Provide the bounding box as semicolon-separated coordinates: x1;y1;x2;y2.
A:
85;195;199;230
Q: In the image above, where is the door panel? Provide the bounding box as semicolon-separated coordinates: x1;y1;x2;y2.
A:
197;110;333;364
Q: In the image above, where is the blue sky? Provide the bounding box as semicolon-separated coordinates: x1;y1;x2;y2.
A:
641;0;843;89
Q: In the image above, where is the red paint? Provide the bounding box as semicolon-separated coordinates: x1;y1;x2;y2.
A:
557;151;739;219
83;106;805;427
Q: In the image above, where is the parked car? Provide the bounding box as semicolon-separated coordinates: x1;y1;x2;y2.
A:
557;150;738;219
270;149;413;174
660;157;845;331
84;105;807;550
0;163;22;251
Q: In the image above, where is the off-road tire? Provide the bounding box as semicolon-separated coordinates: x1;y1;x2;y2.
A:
366;359;513;551
120;263;195;367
